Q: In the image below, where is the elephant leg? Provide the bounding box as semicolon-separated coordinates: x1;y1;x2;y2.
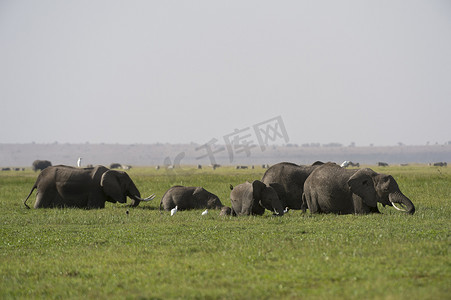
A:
34;190;58;208
34;192;45;208
87;192;105;209
369;206;381;214
251;204;266;216
305;192;321;214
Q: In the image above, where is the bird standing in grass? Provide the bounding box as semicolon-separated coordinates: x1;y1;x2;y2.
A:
201;209;208;216
171;206;178;216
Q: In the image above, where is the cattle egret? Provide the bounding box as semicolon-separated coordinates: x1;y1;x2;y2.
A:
77;157;82;167
171;206;178;216
201;209;208;216
340;161;349;168
283;207;289;214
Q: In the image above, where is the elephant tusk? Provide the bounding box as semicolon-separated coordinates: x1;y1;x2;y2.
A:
391;201;407;212
139;194;156;201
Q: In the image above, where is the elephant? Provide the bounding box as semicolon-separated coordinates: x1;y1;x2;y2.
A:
261;161;324;210
23;165;155;209
302;162;415;215
159;186;223;211
32;160;52;172
219;206;233;216
229;180;285;216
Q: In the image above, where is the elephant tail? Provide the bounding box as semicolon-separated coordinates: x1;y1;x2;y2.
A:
23;184;37;209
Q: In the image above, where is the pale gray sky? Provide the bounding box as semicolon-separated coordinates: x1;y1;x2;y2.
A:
1;0;450;146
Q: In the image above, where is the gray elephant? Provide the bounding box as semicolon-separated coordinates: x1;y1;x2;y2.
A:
24;165;155;209
219;206;233;216
159;186;223;211
261;161;324;210
229;180;285;216
32;160;52;172
303;162;415;214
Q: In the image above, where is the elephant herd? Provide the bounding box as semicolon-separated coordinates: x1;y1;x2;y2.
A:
23;162;416;215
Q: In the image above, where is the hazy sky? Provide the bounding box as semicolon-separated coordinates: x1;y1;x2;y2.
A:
1;1;450;146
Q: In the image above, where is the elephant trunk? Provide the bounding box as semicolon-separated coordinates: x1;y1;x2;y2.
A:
129;194;156;207
127;181;156;207
129;196;141;207
389;191;415;215
272;201;285;217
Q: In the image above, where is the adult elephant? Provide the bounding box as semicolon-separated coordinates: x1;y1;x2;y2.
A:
303;162;415;215
32;160;52;172
159;186;223;211
261;161;324;210
23;165;155;209
229;180;285;216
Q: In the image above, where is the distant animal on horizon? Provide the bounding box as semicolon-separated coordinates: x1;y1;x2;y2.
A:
303;162;415;215
211;164;221;170
261;161;324;210
378;162;389;167
24;165;155;209
32;160;52;172
197;164;202;169
432;162;447;167
77;157;82;167
159;186;223;211
235;165;248;169
2;168;11;171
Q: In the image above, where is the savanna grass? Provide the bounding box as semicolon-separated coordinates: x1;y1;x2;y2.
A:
0;165;450;299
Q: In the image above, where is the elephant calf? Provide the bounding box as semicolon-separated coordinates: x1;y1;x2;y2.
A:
230;180;285;216
159;186;223;211
303;162;415;215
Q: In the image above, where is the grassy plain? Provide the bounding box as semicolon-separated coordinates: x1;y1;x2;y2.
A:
0;165;450;299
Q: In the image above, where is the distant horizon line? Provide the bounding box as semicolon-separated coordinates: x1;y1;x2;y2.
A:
1;141;451;148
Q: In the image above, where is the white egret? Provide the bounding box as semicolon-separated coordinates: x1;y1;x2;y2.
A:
171;206;178;216
201;209;208;216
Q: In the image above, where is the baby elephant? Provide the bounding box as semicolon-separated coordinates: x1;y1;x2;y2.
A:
159;186;223;211
230;180;285;216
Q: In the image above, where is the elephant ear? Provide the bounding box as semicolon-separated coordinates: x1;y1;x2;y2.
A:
237;182;257;215
347;169;378;207
100;170;125;203
252;180;266;202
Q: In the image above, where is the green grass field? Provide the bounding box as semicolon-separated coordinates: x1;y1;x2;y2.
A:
0;165;450;299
